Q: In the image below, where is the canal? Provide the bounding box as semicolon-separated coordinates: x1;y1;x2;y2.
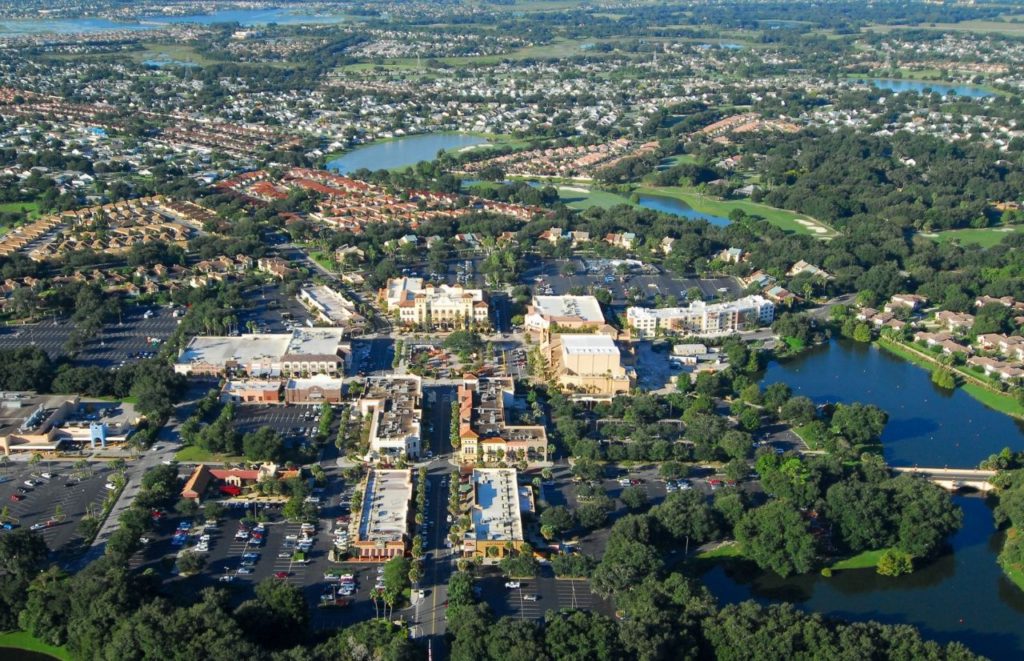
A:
705;339;1024;659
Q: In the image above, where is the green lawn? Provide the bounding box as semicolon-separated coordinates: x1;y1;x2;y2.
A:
633;186;838;238
557;187;631;210
927;226;1024;248
0;631;70;660
174;446;244;464
869;17;1024;37
0;201;40;219
830;548;889;571
696;543;743;560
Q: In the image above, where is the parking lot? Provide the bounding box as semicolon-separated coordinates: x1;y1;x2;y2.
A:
521;257;742;307
478;566;609;620
0;306;178;367
232;404;328;449
350;338;395;375
0;460;114;554
236;283;315;334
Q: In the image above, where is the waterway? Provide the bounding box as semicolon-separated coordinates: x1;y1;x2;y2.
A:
862;78;994;99
0;9;345;36
636;194;731;227
326;134;489;174
704;339;1024;659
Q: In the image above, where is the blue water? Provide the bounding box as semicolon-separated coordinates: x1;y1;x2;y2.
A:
703;496;1024;661
143;58;197;68
326;134;489;174
863;78;994;99
704;339;1024;660
764;339;1024;468
0;9;344;35
637;194;731;227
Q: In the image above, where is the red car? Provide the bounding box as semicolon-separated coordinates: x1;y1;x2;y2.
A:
629;479;642;486
274;571;289;580
9;494;23;502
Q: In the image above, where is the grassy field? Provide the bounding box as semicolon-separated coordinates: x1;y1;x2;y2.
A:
174;445;245;464
633;186;838;238
869;17;1024;37
830;548;889;571
927;226;1024;248
696;543;743;560
557;187;631;210
0;201;40;219
0;631;70;660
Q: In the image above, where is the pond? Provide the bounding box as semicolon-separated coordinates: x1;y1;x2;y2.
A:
703;496;1024;660
705;339;1024;659
637;194;731;227
763;339;1024;468
861;78;994;99
326;134;489;174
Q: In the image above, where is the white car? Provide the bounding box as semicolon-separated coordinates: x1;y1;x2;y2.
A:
278;552;292;559
285;534;298;541
218;575;235;583
104;483;117;490
504;581;521;589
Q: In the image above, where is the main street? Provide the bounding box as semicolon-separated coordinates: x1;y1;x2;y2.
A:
412;384;458;656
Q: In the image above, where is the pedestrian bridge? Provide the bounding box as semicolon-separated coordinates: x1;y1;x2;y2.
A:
892;467;997;492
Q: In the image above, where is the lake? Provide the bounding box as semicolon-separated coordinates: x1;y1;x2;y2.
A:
763;339;1024;468
703;496;1024;660
705;339;1024;659
637;194;731;227
326;134;489;174
862;78;994;99
0;9;345;35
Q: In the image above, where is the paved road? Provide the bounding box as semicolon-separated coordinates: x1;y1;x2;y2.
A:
411;385;457;655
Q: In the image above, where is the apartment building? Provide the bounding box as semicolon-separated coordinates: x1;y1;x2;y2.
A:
626;295;774;338
456;376;548;465
380;277;488;329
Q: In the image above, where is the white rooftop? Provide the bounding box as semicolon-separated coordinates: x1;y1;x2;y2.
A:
531;295;604;323
561;333;619;355
471;468;524;542
178;334;291;367
285;374;344;390
284;328;346;356
358;469;412;543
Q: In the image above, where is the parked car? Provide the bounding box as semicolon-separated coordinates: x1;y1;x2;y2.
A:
218;575;235;583
236;567;254;575
523;594;539;602
9;494;23;502
504;581;521;589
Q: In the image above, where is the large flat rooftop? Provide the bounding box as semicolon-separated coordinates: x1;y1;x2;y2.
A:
358;469;412;544
560;333;619;356
284;327;346;357
177;334;292;368
531;295;604;323
471;468;524;542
